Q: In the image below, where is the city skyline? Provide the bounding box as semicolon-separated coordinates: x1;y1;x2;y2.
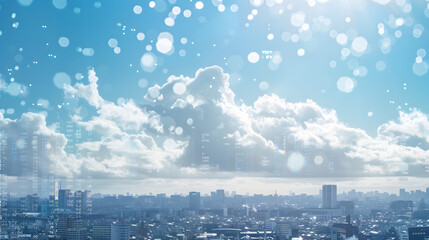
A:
3;177;428;197
66;184;429;198
0;0;428;194
1;1;428;240
0;181;428;240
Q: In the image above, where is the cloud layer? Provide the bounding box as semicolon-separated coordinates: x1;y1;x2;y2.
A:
143;66;429;178
0;112;74;178
1;66;428;180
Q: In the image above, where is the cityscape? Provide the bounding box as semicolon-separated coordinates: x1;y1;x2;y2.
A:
0;184;428;240
1;0;429;239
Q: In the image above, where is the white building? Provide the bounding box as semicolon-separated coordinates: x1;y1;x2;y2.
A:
111;222;130;240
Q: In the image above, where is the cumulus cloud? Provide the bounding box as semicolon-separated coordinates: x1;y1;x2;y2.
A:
1;66;428;181
142;66;428;178
64;69;104;108
0;111;75;178
63;69;186;178
377;110;429;149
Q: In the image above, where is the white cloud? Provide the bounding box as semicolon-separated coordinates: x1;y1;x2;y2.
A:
64;69;104;108
63;70;185;178
141;66;429;177
377;110;429;149
1;66;428;181
0;111;76;178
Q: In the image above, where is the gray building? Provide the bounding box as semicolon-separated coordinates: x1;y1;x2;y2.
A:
323;185;337;209
189;191;201;212
111;222;130;240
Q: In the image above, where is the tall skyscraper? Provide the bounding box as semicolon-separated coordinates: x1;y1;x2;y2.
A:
58;189;72;210
25;194;40;212
213;189;225;208
74;190;92;215
189;191;201;211
323;185;337;209
400;188;406;198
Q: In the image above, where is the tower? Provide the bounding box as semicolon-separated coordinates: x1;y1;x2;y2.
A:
189;191;201;212
323;185;337;209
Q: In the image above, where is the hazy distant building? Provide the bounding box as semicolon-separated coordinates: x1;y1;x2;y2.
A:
303;208;342;217
400;189;407;198
331;217;358;240
323;185;337;209
391;200;413;215
417;199;426;211
25;194;40;212
276;221;293;240
266;219;276;231
189;191;201;211
337;200;354;215
58;189;72;210
74;190;92;215
111;222;130;240
211;189;225;208
408;227;429;240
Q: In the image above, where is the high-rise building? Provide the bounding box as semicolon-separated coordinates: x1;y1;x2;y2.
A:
400;189;407;198
396;226;409;240
67;227;87;240
25;194;40;212
323;185;337;209
57;216;69;240
93;223;111;240
83;190;93;213
58;189;72;210
216;189;225;202
211;189;225;208
111;222;130;240
74;190;92;215
57;216;85;240
408;227;429;240
189;191;201;212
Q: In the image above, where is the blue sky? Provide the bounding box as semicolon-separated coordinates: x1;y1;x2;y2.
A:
0;0;428;194
1;0;428;132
